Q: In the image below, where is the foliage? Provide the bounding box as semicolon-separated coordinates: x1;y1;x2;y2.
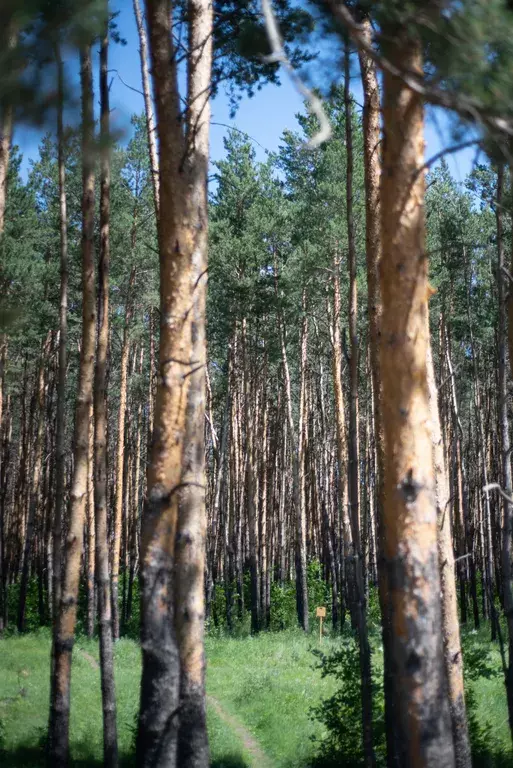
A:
310;637;386;767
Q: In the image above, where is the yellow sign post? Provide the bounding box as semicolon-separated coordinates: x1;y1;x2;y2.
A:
316;606;326;643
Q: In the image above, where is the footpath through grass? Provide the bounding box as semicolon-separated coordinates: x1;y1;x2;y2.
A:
0;626;511;767
0;629;338;767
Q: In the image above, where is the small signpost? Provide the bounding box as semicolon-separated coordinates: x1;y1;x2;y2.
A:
316;606;326;643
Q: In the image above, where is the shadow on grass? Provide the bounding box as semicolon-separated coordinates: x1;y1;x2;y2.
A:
210;756;251;768
307;750;513;768
0;747;250;768
0;746;136;768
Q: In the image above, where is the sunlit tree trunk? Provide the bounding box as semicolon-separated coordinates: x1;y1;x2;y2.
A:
48;44;97;767
275;270;309;632
94;21;118;766
496;163;513;746
86;402;95;637
344;40;375;767
380;27;454;767
52;46;68;624
137;0;213;764
330;259;352;627
112;265;135;640
133;0;160;220
427;343;470;768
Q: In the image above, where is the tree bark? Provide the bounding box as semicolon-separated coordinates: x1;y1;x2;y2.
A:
52;45;68;624
48;44;97;768
380;28;454;767
427;342;471;768
133;0;160;221
18;334;50;632
137;0;213;764
94;21;119;766
344;40;375;768
275;270;309;632
496;163;513;747
112;265;135;640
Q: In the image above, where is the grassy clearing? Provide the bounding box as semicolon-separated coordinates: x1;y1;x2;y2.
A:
0;625;511;766
0;629;337;767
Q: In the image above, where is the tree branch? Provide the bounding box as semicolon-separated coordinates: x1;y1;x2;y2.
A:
261;0;331;148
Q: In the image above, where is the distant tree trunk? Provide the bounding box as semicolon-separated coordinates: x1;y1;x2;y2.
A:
242;318;261;633
380;27;454;767
86;402;95;637
330;259;351;628
0;67;13;233
94;21;118;767
0;43;14;632
496;163;513;747
137;0;213;764
0;345;9;632
18;333;50;632
133;0;160;221
275;270;309;632
52;46;68;623
427;343;471;768
344;40;375;768
48;44;97;767
112;265;135;640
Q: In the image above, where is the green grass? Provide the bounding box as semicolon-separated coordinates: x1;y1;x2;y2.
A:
0;625;511;767
205;630;339;767
0;628;337;767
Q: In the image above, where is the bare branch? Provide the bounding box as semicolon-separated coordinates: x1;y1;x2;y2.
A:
325;0;513;139
483;482;513;504
261;0;331;148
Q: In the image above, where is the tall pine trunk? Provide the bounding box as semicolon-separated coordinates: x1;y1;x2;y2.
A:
137;0;213;764
133;0;160;220
48;44;97;767
344;41;375;768
94;20;118;766
380;27;454;767
52;46;68;623
496;164;513;746
427;343;470;767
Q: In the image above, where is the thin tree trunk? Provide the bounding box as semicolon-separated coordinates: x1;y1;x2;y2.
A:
496;163;513;747
48;45;97;767
243;319;260;633
358;21;397;764
94;21;118;766
0;52;13;233
380;28;454;767
18;334;50;631
137;0;213;764
52;46;68;624
86;402;95;637
133;0;160;221
112;265;135;640
275;270;309;632
330;261;352;627
427;343;471;768
344;41;375;768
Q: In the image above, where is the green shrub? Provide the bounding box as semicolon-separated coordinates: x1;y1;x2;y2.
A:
310;637;386;767
269;581;296;631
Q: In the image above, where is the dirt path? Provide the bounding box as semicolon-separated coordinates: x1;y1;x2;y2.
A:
78;649;270;766
78;648;99;670
207;694;272;767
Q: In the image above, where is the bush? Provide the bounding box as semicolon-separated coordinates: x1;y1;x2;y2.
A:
269;581;296;631
310;637;386;767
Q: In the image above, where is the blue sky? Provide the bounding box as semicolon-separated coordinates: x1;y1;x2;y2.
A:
14;0;481;183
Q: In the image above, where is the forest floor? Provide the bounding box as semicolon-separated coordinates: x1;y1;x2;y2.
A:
0;625;510;767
